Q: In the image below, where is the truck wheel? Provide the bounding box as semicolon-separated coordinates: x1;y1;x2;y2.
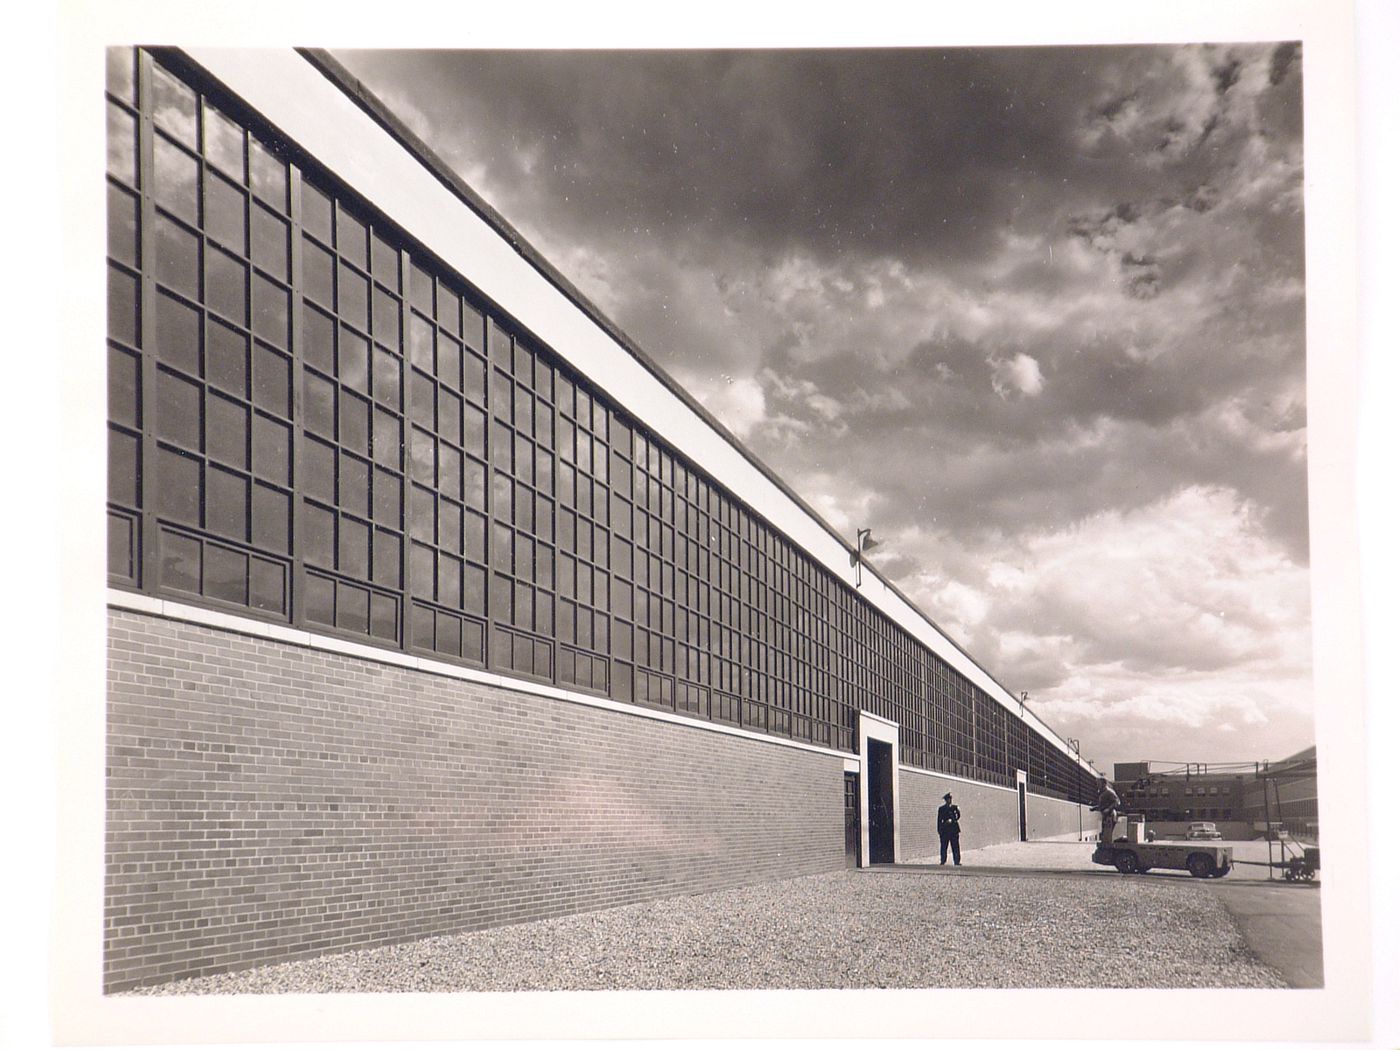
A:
1114;852;1138;874
1187;853;1215;879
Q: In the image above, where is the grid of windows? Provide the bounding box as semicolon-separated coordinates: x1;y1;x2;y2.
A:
300;180;406;641
107;47;1095;805
404;259;491;664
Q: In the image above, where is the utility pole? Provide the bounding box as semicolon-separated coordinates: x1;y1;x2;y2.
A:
1068;737;1083;841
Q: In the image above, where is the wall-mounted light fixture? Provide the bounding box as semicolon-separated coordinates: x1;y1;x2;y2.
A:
851;528;880;587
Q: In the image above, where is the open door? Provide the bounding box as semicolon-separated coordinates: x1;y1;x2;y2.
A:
1017;769;1028;842
867;739;895;864
858;711;900;866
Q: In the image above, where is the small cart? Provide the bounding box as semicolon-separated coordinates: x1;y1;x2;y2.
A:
1281;845;1320;882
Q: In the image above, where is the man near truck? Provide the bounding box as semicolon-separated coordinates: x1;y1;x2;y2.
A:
1090;776;1120;844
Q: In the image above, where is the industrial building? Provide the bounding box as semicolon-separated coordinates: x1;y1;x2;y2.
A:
104;46;1100;992
1114;746;1319;840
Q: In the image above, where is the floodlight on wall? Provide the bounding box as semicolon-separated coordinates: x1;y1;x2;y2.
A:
851;528;880;587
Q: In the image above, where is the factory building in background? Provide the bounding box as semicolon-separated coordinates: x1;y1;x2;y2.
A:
103;46;1100;992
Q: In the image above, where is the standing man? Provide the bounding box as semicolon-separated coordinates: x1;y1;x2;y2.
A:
1090;775;1121;845
937;791;962;865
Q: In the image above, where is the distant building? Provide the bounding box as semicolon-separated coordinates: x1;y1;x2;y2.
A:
1112;746;1318;837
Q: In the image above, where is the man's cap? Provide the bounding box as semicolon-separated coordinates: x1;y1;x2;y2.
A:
943;792;953;800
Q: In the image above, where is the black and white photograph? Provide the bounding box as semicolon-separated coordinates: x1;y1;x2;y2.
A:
19;0;1396;1047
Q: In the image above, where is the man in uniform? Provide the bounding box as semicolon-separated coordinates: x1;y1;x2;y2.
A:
1090;775;1121;845
937;791;962;865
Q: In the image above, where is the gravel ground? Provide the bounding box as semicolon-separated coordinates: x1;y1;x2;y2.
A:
123;851;1285;993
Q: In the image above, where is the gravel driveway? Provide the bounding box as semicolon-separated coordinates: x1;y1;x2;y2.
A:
124;855;1285;993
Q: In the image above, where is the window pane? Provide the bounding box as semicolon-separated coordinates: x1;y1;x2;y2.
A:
206;247;247;324
438;557;460;607
203;169;245;252
464;509;486;562
153;215;200;299
108;345;140;428
373;288;400;350
302;182;332;243
339;262;368;330
303;237;334;307
153;133;200;226
371;232;398;286
206;392;248;468
438;444;461;500
156;447;201;523
251;413;291;483
340;453;369;518
338;327;369;393
339;516;369;578
207;465;248;539
410;314;434;372
373;348;401;409
151;62;197;144
250;557;285;613
372;468;401;524
303;437;335;504
438;388;461;445
464;352;486;405
252;345;291;416
156;368;201;449
305;571;334;624
370;592;397;640
303;501;335;567
410;542;434;598
337;210;368;269
340;391;370;455
205;318;247;396
396;427;432;498
409;483;435;543
253;275;290;348
372;408;401;469
205;543;247;604
440;500;462;555
302;302;334;375
152;291;199;374
372;529;401;587
108;427;139;506
105;47;136;103
248;138;287;210
202;102;245;179
161;529;201;592
409;261;432;315
107;266;139;348
251;205;289;281
106;101;138;184
304;371;335;439
107;183;139;267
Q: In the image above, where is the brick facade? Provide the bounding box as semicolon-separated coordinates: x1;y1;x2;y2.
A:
106;608;845;991
900;770;1091;860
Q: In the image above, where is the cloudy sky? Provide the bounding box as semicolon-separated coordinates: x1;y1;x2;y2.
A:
333;43;1311;774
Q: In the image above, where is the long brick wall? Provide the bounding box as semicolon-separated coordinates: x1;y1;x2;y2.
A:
105;608;846;991
899;770;1092;861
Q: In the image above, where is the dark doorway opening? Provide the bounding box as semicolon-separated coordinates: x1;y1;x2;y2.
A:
867;739;895;864
1018;781;1028;842
843;771;860;868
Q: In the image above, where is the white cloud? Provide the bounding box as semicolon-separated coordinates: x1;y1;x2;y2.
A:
688;373;767;440
988;352;1046;398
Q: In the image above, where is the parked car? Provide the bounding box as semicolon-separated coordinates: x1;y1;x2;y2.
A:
1186;821;1223;840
